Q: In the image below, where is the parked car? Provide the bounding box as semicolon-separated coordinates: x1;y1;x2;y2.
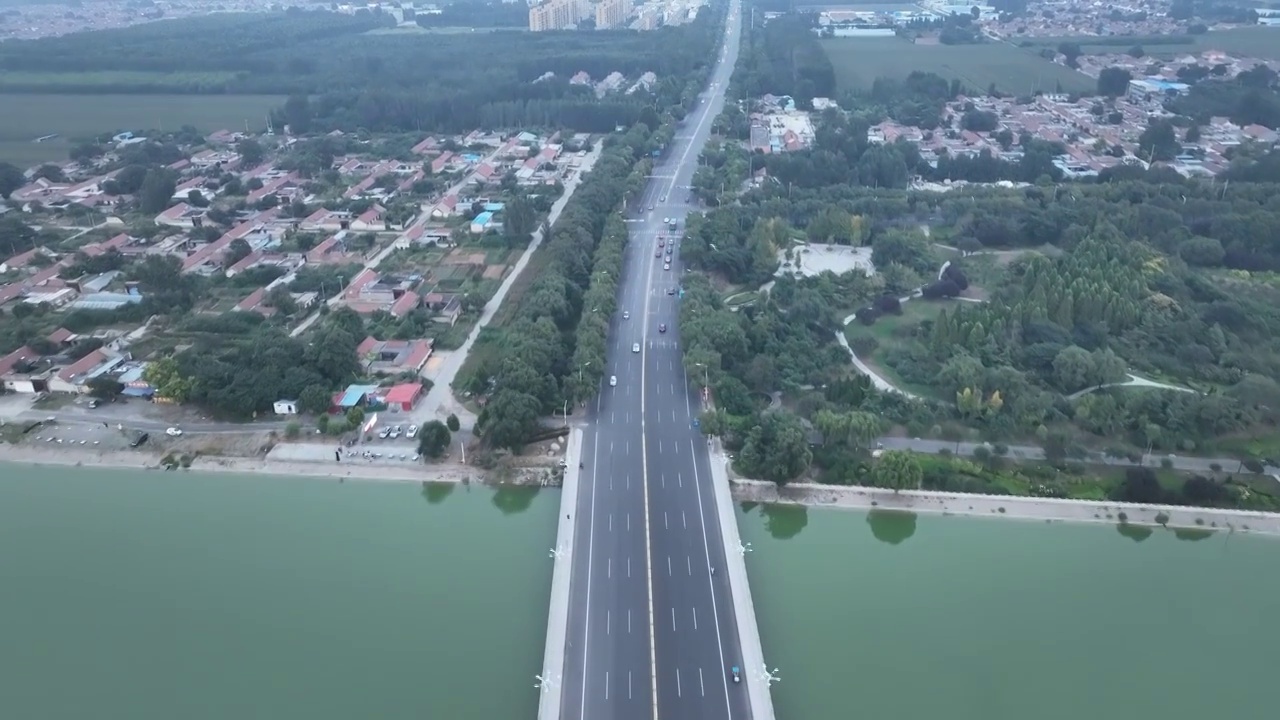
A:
165;427;183;437
407;425;419;439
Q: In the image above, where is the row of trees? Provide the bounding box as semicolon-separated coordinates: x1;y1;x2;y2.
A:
471;125;659;450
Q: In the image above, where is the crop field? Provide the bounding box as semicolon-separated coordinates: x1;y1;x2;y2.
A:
1015;26;1280;60
821;38;1096;95
0;94;284;168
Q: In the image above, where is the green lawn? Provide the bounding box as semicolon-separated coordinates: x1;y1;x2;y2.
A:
821;38;1096;94
0;94;284;167
844;299;956;398
1015;27;1280;60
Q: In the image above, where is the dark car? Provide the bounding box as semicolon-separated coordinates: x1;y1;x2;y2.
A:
667;287;676;295
659;323;667;333
655;249;662;257
130;432;150;448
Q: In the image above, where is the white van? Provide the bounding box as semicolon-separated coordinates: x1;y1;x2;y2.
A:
609;375;617;387
632;342;640;353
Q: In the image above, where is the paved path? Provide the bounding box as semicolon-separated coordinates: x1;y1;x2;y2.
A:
414;141;604;430
1066;373;1196;400
15;408;291;435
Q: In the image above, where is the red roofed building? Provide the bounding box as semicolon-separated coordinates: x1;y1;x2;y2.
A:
384;382;424;412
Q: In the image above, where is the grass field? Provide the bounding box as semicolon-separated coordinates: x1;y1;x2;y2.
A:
1015;26;1280;60
844;298;957;398
0;94;285;168
821;38;1096;95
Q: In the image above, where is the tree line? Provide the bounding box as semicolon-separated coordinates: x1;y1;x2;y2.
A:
0;6;726;135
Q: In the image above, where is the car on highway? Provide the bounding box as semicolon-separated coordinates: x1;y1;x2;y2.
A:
661;195;666;202
659;323;667;333
649;204;654;211
664;263;671;271
667;287;676;295
731;666;741;684
609;375;617;387
658;238;664;247
632;342;641;353
165;427;183;437
623;310;630;320
407;424;419;439
655;249;662;257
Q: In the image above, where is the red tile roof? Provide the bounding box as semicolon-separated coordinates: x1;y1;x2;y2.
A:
0;345;38;375
384;382;423;405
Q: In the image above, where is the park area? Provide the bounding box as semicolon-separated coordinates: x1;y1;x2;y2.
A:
0;94;284;168
821;38;1095;95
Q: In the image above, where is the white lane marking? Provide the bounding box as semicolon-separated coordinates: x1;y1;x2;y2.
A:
687;556;692;575
629;671;633;700
667;556;672;576
629;609;632;634
627;513;631;531
690;436;733;719
608;558;611;578
664;511;668;529
605;670;609;700
699;667;706;697
628;556;632;578
676;668;682;698
661;474;665;488
678;472;683;488
608;610;611;635
672;606;676;631
609;514;613;532
682;510;687;528
693;606;698;631
658;439;662;453
577;430;602;720
639;229;660;720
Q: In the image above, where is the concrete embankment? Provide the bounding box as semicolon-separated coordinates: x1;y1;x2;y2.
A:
731;479;1280;536
708;443;778;720
537;428;582;720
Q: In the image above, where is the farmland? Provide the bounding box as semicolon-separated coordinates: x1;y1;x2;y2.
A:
0;94;284;168
821;38;1096;95
1014;26;1280;60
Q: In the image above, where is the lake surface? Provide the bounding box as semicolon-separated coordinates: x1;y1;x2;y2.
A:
0;465;555;720
739;504;1280;720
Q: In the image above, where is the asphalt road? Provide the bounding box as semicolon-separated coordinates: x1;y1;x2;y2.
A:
560;4;748;720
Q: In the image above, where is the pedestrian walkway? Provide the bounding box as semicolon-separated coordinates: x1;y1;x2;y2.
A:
708;440;777;720
537;428;582;720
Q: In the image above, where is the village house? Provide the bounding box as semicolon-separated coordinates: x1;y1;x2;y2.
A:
356;336;434;376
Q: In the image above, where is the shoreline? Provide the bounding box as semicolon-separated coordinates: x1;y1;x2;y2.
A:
730;479;1280;536
0;444;550;487
7;443;1278;535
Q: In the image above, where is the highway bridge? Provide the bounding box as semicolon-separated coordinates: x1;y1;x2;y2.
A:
538;3;776;720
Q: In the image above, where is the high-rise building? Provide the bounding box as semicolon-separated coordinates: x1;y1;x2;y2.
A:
529;0;591;31
595;0;632;28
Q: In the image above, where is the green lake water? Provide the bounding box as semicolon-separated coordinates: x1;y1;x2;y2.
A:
0;465;555;720
739;504;1279;720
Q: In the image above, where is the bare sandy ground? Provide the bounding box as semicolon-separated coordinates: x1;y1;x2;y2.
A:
730;479;1280;536
0;444;555;487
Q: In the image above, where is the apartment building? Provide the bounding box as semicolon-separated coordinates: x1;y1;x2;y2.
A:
529;0;591;31
596;0;632;28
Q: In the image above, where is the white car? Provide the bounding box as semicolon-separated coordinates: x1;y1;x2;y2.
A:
406;425;419;439
623;311;630;320
632;342;641;353
165;427;183;437
609;375;617;387
664;263;671;271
